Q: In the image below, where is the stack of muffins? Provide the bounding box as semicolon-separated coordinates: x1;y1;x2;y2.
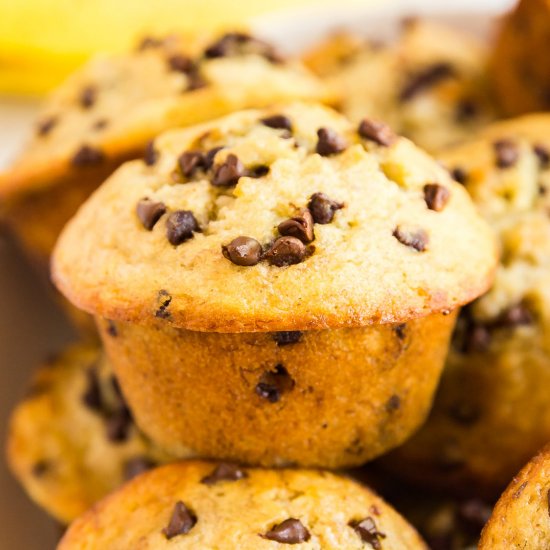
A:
4;1;550;548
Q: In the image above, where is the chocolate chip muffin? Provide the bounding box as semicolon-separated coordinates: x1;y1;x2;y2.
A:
384;114;550;496
303;20;496;153
489;0;550;116
6;344;174;523
58;460;427;549
0;31;331;269
52;102;497;468
479;444;550;549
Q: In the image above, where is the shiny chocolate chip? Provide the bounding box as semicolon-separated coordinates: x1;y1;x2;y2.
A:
316;127;347;156
255;364;295;403
162;501;197;539
494;139;519;169
264;237;306;267
272;331;302;346
72;145;104;166
277;208;315;243
200;463;248;485
424;183;450;211
212;154;245;186
136;198;166;230
349;517;386;549
307;192;344;224
393;226;428;251
263;518;311;544
261;114;292;132
222;236;262;266
166;210;199;245
358;118;396;146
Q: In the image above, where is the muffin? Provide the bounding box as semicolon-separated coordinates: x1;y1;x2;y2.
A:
58;460;427;549
303;20;496;153
384;114;550;495
52;102;497;468
6;344;174;523
0;31;331;268
490;0;550;116
479;444;550;549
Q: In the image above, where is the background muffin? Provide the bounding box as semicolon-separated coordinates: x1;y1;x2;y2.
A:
58;460;427;549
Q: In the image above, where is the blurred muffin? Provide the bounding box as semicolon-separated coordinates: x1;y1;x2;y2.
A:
0;31;331;267
52;102;496;468
303;20;496;152
58;460;427;549
490;0;550;115
6;344;174;523
384;114;550;496
479;444;550;549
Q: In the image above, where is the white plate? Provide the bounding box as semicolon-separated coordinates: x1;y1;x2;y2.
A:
0;2;510;547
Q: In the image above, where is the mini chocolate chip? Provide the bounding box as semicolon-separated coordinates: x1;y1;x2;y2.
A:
247;165;269;178
394;323;406;340
203;146;224;170
399;62;455;102
204;32;247;58
155;289;172;319
200;463;248;485
82;367;103;412
261;114;292;131
316;127;347;156
72;145;104;166
278;208;315;243
424;183;450;211
457;499;492;534
264;236;306;267
167;54;195;73
106;320;118;337
137;36;163;50
451;167;468;185
358;118;397;146
162;501;197;539
32;460;50;477
186;70;208;91
263;518;310;544
307;192;344;224
455;98;478;122
547;489;550;517
80;85;97;108
37;116;57;136
255;364;295;403
496;303;533;327
534;143;550;168
513;481;528;499
449;402;480;425
93;118;108;131
178;150;205;178
124;456;156;481
144;140;159;166
494;139;519;168
222;236;262;266
136;198;166;230
212;154;245;186
166;210;199;245
273;331;302;346
349;517;386;549
106;406;133;443
386;394;401;412
393;226;428;251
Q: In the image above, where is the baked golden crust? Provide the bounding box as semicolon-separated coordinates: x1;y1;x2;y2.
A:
383;114;550;495
52;103;497;332
58;461;427;549
6;344;174;523
98;311;455;468
304;20;496;152
489;0;550;116
479;444;550;549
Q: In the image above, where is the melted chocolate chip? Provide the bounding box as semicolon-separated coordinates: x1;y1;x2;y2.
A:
162;501;197;539
106;320;118;337
37;116;57;136
124;456;156;481
385;394;401;412
316;127;347;156
358;118;397;146
264;236;306;266
399;62;455;102
212;154;245;186
263;518;311;544
222;236;262;266
200;463;248;485
349;517;386;549
494;139;519;169
82;367;103;412
136;198;166;230
307;192;344;224
278;208;315;243
255;364;295;403
144;140;159;166
261;114;292;132
178;150;205;178
106;406;133;443
393;226;429;251
72;145;104;166
451;167;468;185
80;85;97;109
534;143;550;168
155;289;172;319
167;54;195;73
166;211;199;245
272;331;302;346
424;183;450;211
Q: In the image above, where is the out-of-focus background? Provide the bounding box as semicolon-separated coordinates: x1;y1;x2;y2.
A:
0;1;514;549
